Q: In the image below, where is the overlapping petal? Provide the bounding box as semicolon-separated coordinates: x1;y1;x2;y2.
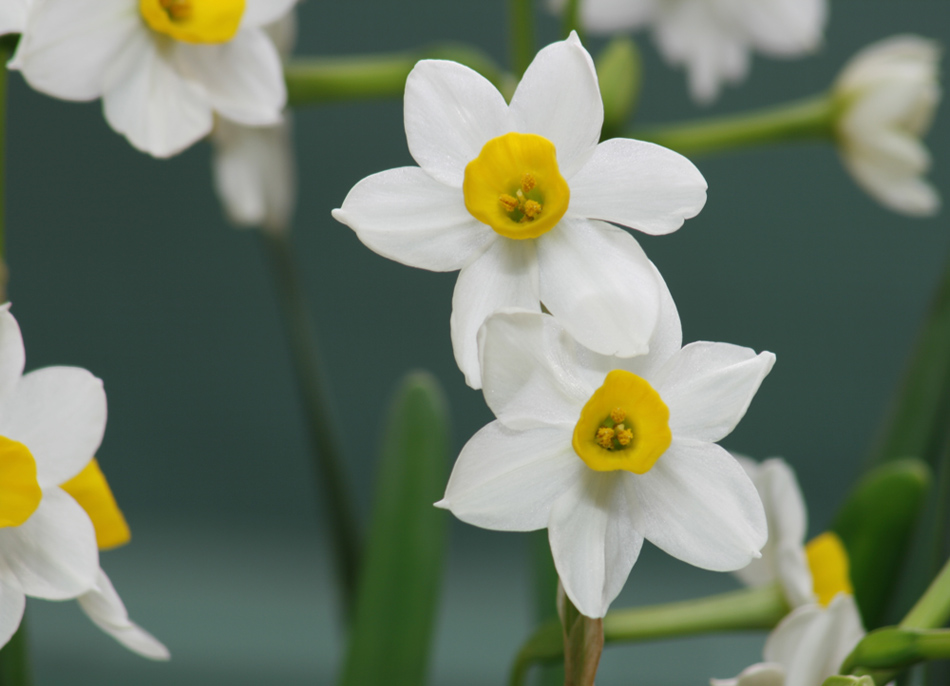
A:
626;439;767;571
0;307;25;409
332;167;494;272
404;60;509;188
241;0;298;30
566;138;707;235
439;421;582;531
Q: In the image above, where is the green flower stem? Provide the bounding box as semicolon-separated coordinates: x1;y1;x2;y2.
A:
563;0;583;41
0;616;32;686
257;230;361;617
900;557;950;631
509;0;534;77
510;583;789;686
285;43;510;107
842;628;950;673
629;93;836;158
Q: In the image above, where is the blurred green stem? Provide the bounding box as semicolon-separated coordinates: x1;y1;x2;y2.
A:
285;43;509;106
258;230;361;616
0;616;32;686
630;93;836;157
509;0;534;77
563;0;583;41
510;583;789;686
901;557;950;631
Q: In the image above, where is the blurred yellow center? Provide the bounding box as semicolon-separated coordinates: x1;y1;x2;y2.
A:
61;459;131;551
463;133;570;240
139;0;245;44
805;532;853;607
0;436;41;528
572;370;672;474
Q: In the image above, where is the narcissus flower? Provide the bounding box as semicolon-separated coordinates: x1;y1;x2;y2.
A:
0;306;166;658
437;303;773;618
333;33;707;388
735;457;853;609
834;35;941;217
712;594;864;686
12;0;297;157
550;0;826;103
211;12;296;233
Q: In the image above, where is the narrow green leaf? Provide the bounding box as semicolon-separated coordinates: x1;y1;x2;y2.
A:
833;459;932;629
0;619;33;686
339;371;451;686
596;38;641;140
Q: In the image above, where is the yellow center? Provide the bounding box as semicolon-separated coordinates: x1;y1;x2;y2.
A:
0;436;42;528
572;370;672;474
805;532;853;607
139;0;246;44
463;133;570;240
61;459;131;551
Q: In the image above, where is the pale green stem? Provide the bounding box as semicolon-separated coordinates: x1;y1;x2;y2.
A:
563;0;583;41
901;557;950;631
257;230;361;618
0;614;32;686
509;0;534;77
285;43;509;106
510;584;789;686
630;93;837;158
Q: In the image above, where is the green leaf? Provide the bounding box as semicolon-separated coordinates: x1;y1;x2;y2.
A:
339;371;451;686
596;38;642;140
0;620;33;686
832;459;932;629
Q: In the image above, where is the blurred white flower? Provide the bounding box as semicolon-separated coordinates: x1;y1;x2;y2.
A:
551;0;826;103
0;0;27;35
334;33;707;388
12;0;297;157
711;594;865;686
438;303;772;618
834;35;941;217
735;457;853;609
211;12;297;233
0;306;167;659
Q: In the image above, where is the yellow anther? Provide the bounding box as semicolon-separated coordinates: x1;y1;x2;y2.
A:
523;200;542;219
160;0;192;20
616;426;634;446
596;427;615;449
610;407;626;424
499;194;519;212
522;173;536;193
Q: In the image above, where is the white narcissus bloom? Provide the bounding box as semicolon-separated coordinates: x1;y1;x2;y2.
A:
711;594;865;686
735;457;854;610
834;35;942;217
12;0;297;158
438;302;773;618
211;12;296;233
0;306;167;659
333;33;707;389
551;0;826;103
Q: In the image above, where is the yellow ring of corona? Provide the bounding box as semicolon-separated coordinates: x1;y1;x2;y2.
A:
572;370;672;474
0;436;42;528
805;531;853;607
463;132;570;240
62;458;131;551
140;0;246;44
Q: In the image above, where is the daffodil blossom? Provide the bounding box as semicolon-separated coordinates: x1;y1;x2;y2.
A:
734;457;854;610
12;0;297;157
211;12;296;233
550;0;826;103
437;301;773;618
0;306;167;659
711;594;865;686
333;33;707;389
834;35;941;217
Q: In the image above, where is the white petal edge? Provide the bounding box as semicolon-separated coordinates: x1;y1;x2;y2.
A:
710;662;786;686
241;0;297;29
0;579;25;649
0;306;25;409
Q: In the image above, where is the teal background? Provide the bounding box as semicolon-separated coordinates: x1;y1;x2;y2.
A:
4;0;949;683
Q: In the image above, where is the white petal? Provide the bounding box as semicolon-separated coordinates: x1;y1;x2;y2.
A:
507;33;603;179
0;488;98;600
439;421;582;531
175;28;284;126
102;36;213;158
0;0;28;35
567;138;707;235
626;439;767;571
537;218;660;359
733;0;825;56
549;471;643;618
0;580;25;649
0;366;106;489
477;311;596;430
842;147;940;217
13;0;140;101
0;306;25;409
404;60;509;188
451;240;540;389
241;0;297;29
332;167;493;272
78;569;170;660
711;662;786;686
653;342;775;444
263;10;296;59
578;0;657;33
212;116;295;233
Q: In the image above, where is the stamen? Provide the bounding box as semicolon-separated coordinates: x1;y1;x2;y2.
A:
610;407;626;423
499;194;519;212
596;427;615;449
522;173;536;193
616;425;633;446
160;0;191;20
522;200;542;220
